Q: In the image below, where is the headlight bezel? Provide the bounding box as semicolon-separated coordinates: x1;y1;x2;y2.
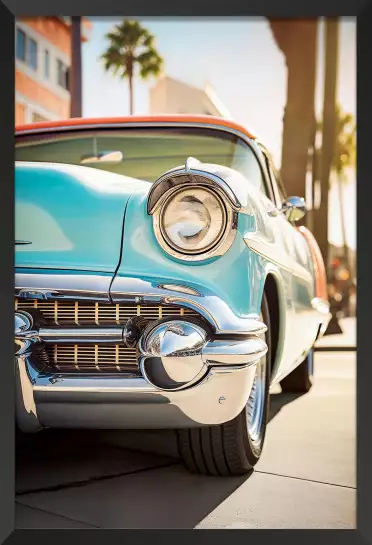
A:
152;183;238;262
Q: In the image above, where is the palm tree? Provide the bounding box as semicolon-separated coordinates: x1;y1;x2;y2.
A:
101;20;163;115
269;19;318;201
70;16;82;118
315;106;356;319
332;106;356;278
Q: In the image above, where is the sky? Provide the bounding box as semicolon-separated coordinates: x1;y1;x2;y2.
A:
82;17;356;249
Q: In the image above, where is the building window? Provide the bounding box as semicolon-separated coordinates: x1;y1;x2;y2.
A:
57;59;70;90
44;50;50;79
16;28;26;62
16;28;38;71
28;38;38;71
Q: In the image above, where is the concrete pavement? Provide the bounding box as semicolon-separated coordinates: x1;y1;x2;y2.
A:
315;317;356;350
16;349;356;529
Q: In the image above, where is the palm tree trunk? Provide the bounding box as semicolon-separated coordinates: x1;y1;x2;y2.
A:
337;171;351;316
70;16;82;118
313;18;339;271
337;172;349;269
269;19;318;200
129;75;134;115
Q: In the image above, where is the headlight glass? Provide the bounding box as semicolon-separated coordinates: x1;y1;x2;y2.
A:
160;188;227;253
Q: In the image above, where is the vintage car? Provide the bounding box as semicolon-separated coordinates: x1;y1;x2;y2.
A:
15;115;330;476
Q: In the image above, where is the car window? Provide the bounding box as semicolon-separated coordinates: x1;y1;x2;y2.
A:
269;162;287;204
16;127;267;193
267;161;285;206
257;146;287;208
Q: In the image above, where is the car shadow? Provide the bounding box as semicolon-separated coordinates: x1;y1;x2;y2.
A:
16;390;307;529
268;390;307;423
16;429;252;528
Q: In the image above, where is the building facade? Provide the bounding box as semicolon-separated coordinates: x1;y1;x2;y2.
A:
150;76;231;118
15;17;90;125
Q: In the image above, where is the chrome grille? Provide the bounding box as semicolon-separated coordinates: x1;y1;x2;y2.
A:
15;299;197;326
16;298;199;374
44;343;139;374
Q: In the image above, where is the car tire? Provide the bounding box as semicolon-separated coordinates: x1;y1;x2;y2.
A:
279;350;314;393
177;293;271;476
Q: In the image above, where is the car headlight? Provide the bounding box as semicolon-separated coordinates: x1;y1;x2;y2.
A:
153;186;237;261
160;187;226;254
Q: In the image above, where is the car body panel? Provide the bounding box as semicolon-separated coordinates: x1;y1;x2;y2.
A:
14;115;330;432
15;161;151;273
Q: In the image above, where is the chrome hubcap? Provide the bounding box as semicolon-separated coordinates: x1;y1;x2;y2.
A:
246;315;267;447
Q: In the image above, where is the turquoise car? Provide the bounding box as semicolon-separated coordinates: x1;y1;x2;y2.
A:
15;115;330;476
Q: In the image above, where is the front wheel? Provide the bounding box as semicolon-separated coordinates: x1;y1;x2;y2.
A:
177;294;271;476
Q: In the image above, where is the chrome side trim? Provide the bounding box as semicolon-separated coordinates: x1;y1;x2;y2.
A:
110;276;266;335
16;356;258;429
15;273;112;301
202;337;267;366
15;273;266;335
244;233;313;283
157;284;202;297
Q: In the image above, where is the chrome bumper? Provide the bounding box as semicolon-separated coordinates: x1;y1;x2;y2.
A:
15;334;267;432
15;273;268;431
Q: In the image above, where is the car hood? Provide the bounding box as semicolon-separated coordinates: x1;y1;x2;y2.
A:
15;162;151;277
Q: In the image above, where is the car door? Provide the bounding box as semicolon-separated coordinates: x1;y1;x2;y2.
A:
259;148;318;366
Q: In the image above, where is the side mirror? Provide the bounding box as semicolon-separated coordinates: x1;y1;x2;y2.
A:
281;196;306;222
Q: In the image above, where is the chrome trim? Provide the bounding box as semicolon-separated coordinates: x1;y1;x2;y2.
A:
244;233;313;283
15;311;37;355
16;356;258;429
246;350;267;446
185;156;200;171
311;298;332;341
138;319;267;391
157;284;202;297
15;297;197;327
311;297;330;315
281;196;307;222
15;273;112;302
15;273;267;335
202;337;267;366
18;289;61;300
37;327;125;344
15;311;33;334
246;310;267;449
110;276;267;335
148;164;241;214
138;320;209;391
15;355;42;432
152;183;238;262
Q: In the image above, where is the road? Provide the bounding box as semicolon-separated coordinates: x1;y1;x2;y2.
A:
15;349;356;529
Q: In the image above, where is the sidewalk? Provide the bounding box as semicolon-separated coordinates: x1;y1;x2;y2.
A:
315;317;356;351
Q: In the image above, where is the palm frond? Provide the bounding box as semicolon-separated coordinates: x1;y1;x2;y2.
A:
101;19;163;83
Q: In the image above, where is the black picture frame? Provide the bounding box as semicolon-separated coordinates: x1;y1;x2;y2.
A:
1;2;369;544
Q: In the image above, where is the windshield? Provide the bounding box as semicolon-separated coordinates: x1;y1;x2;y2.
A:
15;127;265;191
